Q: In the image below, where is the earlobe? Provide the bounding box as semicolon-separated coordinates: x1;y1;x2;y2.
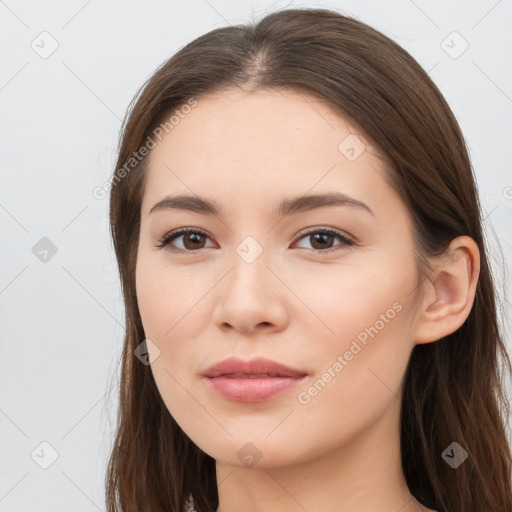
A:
413;236;480;345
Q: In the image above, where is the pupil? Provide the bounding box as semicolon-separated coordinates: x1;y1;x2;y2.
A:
186;233;204;249
312;233;332;249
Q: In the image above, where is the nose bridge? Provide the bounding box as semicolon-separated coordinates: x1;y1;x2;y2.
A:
235;233;268;266
228;233;272;295
211;232;286;332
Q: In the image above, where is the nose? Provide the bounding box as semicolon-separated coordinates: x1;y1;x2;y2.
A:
212;249;289;336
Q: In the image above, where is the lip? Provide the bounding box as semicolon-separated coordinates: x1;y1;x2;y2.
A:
202;357;308;402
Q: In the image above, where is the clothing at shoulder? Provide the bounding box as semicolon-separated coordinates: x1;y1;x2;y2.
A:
184;493;195;511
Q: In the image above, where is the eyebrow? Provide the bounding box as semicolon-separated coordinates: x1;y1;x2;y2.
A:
149;192;374;218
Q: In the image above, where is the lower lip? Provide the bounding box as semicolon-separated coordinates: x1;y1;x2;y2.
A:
205;375;307;402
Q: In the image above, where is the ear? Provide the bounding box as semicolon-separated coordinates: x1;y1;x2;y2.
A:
413;235;480;345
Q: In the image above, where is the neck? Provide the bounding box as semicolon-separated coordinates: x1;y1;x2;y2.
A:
215;400;425;512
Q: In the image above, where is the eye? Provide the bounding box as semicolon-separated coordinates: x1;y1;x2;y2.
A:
156;226;355;254
155;228;215;253
293;227;355;253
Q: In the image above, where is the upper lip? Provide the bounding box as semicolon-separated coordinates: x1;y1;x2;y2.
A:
202;357;307;378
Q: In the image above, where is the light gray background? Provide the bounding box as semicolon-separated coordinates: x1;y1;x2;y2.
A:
1;0;511;510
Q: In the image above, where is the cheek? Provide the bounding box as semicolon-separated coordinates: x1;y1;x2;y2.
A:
296;260;415;398
135;256;205;340
288;279;413;456
135;263;205;434
135;259;208;398
293;261;407;341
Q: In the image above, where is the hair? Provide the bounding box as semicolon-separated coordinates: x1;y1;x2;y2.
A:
105;7;512;512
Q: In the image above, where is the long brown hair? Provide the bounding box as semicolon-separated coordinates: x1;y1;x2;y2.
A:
105;7;512;511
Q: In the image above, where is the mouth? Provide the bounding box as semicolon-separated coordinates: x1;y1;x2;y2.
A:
202;357;308;402
216;373;293;378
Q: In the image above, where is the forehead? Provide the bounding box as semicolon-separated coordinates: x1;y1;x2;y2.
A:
141;87;397;220
150;87;370;158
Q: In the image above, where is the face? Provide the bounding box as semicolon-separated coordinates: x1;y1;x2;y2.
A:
135;87;423;468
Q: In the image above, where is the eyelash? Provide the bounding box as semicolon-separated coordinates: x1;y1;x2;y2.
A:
155;227;355;254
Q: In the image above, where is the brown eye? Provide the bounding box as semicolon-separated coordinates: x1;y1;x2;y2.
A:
294;228;355;253
181;232;206;250
309;232;336;250
156;228;215;252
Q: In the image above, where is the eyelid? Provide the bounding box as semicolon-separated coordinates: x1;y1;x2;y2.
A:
293;226;355;244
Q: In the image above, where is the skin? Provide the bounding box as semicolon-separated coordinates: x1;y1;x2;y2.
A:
135;87;480;512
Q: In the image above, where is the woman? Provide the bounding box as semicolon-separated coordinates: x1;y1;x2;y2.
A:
105;7;512;512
